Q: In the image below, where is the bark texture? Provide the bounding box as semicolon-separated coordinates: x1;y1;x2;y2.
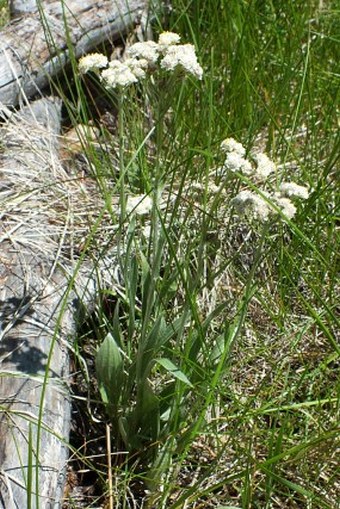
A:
0;97;97;508
0;0;148;106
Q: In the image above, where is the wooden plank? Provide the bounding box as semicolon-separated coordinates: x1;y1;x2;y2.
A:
0;0;148;107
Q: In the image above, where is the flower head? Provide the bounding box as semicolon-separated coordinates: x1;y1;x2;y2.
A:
101;61;138;88
220;138;246;156
158;31;181;53
272;194;297;219
253;153;276;179
126;41;159;64
160;43;203;79
223;152;253;176
79;53;108;74
125;57;148;79
231;190;271;221
279;182;309;200
219;138;252;175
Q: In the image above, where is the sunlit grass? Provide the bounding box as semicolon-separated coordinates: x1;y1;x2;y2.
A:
0;0;9;26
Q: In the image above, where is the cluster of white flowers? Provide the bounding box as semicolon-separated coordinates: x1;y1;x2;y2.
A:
221;138;309;222
279;182;310;200
78;32;203;89
101;61;138;88
231;187;305;222
219;138;252;176
231;190;271;221
78;53;109;74
158;31;181;52
219;137;275;180
126;40;159;64
220;137;246;156
160;43;204;79
253;152;276;179
271;194;297;219
223;151;253;175
123;58;148;79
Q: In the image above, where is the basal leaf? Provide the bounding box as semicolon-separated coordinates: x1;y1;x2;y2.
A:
96;332;124;409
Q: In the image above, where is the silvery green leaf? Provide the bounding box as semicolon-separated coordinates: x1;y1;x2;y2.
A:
96;332;124;410
136;380;160;442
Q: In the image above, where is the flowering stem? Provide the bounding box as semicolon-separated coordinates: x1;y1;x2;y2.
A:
118;90;126;223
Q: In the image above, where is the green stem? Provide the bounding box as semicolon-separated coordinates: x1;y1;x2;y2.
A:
118;90;126;223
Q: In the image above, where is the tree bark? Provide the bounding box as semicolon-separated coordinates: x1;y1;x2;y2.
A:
0;0;149;107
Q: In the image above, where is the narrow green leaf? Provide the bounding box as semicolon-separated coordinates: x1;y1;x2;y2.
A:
127;254;138;339
118;416;130;448
147;447;172;491
111;301;123;348
210;334;225;364
157;358;193;387
124;381;160;451
145;315;166;352
27;423;33;509
136;315;164;383
216;506;242;509
157;312;189;347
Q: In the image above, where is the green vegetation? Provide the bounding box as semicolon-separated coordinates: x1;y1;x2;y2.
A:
0;0;9;26
3;0;338;507
64;1;339;507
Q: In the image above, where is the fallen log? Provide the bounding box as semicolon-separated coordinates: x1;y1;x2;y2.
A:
0;97;99;508
0;0;149;107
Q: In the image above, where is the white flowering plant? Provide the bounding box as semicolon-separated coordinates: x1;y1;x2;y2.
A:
66;7;338;508
77;31;208;492
79;31;203;89
78;31;203;222
217;137;309;222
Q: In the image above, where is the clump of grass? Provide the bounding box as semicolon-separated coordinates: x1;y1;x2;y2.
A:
30;0;339;507
0;0;9;27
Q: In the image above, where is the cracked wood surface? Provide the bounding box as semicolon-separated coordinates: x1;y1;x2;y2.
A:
0;97;97;509
0;0;148;106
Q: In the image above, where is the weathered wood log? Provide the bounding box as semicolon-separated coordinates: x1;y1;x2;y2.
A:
0;97;99;508
0;0;149;107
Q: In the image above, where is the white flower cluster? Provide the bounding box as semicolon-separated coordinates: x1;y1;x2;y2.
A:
101;61;138;88
158;31;181;52
231;190;271;221
279;182;309;200
78;32;203;89
160;43;203;79
231;187;307;222
222;138;309;222
126;40;159;64
220;137;246;156
253;153;276;179
219;138;252;175
219;137;275;180
78;53;109;74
